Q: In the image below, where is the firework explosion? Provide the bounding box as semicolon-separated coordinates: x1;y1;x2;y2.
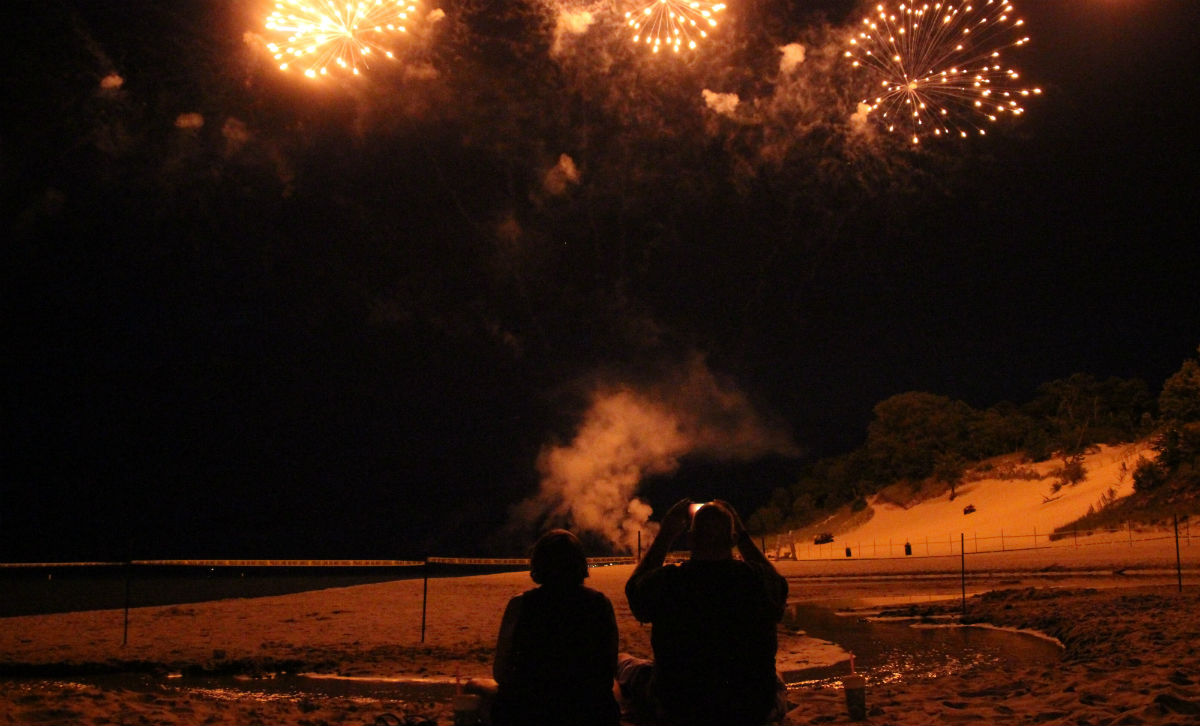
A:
845;0;1041;143
624;0;726;54
265;0;419;78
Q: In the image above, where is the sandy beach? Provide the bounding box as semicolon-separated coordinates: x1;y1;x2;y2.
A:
4;443;1197;725
2;534;1199;726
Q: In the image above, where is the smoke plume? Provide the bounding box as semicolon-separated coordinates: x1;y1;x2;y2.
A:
850;101;873;131
542;153;581;195
778;43;806;74
512;356;797;552
553;9;596;55
174;113;204;130
702;89;741;118
221;117;250;155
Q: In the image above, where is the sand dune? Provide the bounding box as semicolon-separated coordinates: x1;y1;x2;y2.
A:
783;443;1158;560
2;446;1198;725
2;546;1199;724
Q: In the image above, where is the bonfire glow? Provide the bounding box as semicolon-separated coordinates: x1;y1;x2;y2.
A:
844;0;1041;142
265;0;419;78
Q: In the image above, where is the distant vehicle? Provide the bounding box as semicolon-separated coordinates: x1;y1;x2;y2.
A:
813;532;834;545
963;504;976;515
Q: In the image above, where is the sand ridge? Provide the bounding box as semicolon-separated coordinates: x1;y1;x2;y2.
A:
2;555;1200;724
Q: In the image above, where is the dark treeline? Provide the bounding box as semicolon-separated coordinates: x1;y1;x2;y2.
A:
747;347;1200;533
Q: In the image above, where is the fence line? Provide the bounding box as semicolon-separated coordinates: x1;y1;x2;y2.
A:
0;561;126;569
3;519;1190;570
0;555;680;570
772;521;1191;561
3;527;1192;649
135;559;428;567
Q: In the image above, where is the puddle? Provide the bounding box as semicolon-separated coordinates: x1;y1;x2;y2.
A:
780;601;1062;689
33;601;1062;703
57;671;459;705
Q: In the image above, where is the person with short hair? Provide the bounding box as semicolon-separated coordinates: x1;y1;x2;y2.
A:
620;499;789;726
491;529;620;726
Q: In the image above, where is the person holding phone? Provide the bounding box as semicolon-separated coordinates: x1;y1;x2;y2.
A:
619;499;789;726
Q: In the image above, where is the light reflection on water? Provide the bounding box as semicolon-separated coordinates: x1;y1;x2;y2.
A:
780;601;1062;689
48;604;1062;703
58;671;460;704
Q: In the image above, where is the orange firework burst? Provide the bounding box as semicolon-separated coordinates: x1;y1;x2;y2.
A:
624;0;726;54
265;0;419;78
844;1;1041;143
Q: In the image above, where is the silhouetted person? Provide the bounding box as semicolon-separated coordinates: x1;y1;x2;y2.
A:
491;529;620;726
621;500;789;726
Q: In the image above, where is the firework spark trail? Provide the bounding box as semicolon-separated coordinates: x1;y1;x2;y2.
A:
845;0;1041;143
265;0;419;78
625;0;726;54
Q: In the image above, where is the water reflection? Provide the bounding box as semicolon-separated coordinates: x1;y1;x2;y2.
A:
781;602;1061;689
53;606;1062;703
68;671;459;703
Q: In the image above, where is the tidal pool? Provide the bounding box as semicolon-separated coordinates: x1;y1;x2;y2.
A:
35;601;1062;705
780;601;1062;688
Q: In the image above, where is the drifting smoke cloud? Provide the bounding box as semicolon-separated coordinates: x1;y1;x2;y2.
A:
778;43;806;74
711;22;912;172
174;113;204;130
849;101;873;132
221;117;250;154
541;10;897;181
495;213;522;245
511;356;797;552
403;62;440;80
553;9;595;54
542;153;581;195
702;89;741;118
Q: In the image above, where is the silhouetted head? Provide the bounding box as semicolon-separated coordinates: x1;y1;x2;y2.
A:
530;529;588;587
689;503;735;560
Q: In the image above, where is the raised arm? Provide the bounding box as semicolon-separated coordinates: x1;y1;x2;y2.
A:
715;499;772;568
626;498;692;621
716;499;788;617
629;498;692;580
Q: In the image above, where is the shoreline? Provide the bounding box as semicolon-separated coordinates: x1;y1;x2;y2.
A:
3;555;1199;724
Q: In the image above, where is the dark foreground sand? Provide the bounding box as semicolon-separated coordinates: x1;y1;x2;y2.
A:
2;553;1200;725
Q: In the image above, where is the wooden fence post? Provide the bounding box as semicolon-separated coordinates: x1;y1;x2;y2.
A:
421;558;429;643
960;533;967;619
1175;515;1183;593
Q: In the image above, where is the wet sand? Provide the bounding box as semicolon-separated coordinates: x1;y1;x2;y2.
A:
2;542;1199;725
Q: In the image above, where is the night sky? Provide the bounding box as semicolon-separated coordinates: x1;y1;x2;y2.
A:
4;0;1199;560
